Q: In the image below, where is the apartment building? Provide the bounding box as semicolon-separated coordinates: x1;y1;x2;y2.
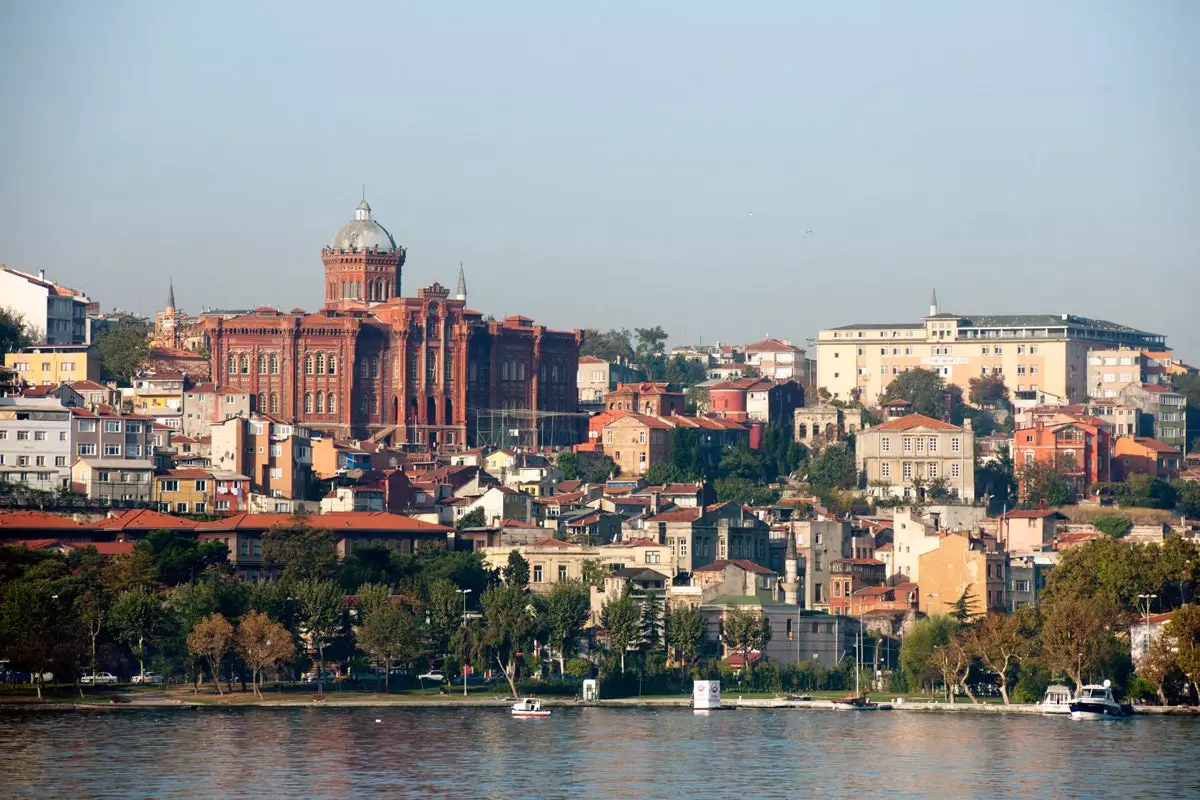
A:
71;408;156;463
856;414;976;502
1012;416;1112;498
4;345;100;386
918;532;1006;617
210;414;313;501
154;469;214;515
0;266;92;345
576;356;644;408
816;294;1168;404
1119;383;1188;453
181;382;252;439
132;370;186;413
1086;348;1174;397
602;413;671;477
71;458;156;502
0;398;72;491
643;502;772;575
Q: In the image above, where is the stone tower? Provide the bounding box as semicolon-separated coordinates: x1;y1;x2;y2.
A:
322;198;406;310
781;529;800;605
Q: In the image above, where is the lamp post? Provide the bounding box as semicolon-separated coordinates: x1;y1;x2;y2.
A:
457;589;472;695
1137;593;1158;663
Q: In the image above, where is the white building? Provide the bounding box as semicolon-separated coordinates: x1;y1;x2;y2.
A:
0;266;92;345
0;398;73;491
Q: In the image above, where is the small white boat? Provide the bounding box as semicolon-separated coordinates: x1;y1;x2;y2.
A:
832;694;880;711
1039;684;1074;715
510;698;551;718
1069;681;1131;720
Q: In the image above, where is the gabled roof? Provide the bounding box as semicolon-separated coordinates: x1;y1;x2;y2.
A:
744;338;802;353
529;538;578;547
644;507;703;523
1002;509;1061;519
871;413;961;432
1122;437;1181;455
68;380;109;392
693;559;775;576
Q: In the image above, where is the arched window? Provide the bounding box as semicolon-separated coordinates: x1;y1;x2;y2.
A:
360;359;369;378
257;392;267;411
328;392;337;414
315;352;325;374
327;354;337;375
369;356;378;378
341;280;347;298
269;353;279;374
304;392;313;413
240;355;250;374
315;392;324;413
357;280;363;299
304;354;313;374
258;354;267;374
269;393;279;414
518;362;526;380
227;354;236;375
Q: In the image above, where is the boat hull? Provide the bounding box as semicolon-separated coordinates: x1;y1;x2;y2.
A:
511;710;552;717
1069;701;1129;720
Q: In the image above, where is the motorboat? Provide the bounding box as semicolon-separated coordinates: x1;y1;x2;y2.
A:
832;694;880;711
510;698;551;718
1069;681;1131;720
1039;684;1073;715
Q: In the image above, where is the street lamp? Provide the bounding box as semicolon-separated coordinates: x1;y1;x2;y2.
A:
457;589;472;696
1137;593;1158;663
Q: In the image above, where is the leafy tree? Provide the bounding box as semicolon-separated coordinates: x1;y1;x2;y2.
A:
187;613;235;695
0;579;81;698
1041;537;1168;614
502;550;531;588
109;588;167;678
1092;513;1133;538
1177;481;1200;518
135;529;229;586
1116;475;1178;510
1016;457;1075;507
583;455;620;483
356;598;420;690
633;326;669;379
948;585;979;624
880;367;963;422
263;521;339;584
1169;604;1200;701
640;590;664;653
968;374;1010;409
580;558;609;590
545;580;591;676
0;307;32;358
1139;629;1181;705
580;328;634;364
296;579;344;693
806;445;857;490
642;463;691;486
481;583;540;697
721;607;771;677
95;324;150;385
425;577;466;655
900;615;957;693
76;588;106;678
236;611;295;697
976;444;1016;513
601;586;643;672
714;477;780;507
664;605;706;673
1038;593;1119;690
933;638;974;703
969;610;1035;704
556;452;580;481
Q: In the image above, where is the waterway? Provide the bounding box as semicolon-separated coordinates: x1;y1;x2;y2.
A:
1;707;1196;799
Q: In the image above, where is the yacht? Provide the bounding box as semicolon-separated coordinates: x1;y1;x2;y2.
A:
1039;684;1073;715
510;698;551;718
1069;681;1131;720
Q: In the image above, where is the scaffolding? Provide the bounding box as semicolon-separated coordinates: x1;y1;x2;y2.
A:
471;406;589;450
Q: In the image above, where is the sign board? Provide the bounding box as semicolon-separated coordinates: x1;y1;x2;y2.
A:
920;357;969;366
693;680;721;710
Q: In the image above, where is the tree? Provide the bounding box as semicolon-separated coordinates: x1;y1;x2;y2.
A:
0;579;80;699
880;367;963;422
721;607;771;676
262;522;338;584
1117;475;1178;510
545;581;591;676
236;611;295;697
713;477;780;507
976;444;1016;513
600;586;642;672
0;307;32;358
1139;629;1181;706
1041;537;1164;614
1016;457;1075;507
187;613;235;695
970;610;1035;704
968;374;1010;409
1092;513;1133;539
481;583;540;697
1177;481;1200;519
1039;594;1117;690
900;615;957;693
356;600;420;690
580;328;633;364
95;324;150;385
640;590;664;653
580;558;609;590
425;577;465;655
76;588;106;679
949;585;979;624
583;455;620;483
642;463;691;486
109;588;167;678
1169;604;1200;702
556;452;580;481
135;529;229;586
296;579;344;694
455;507;487;531
933;639;975;703
503;550;530;588
806;445;857;490
664;605;706;673
633;326;669;378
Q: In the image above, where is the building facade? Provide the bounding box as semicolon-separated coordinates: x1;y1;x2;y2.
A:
4;345;100;387
1012;417;1112;498
857;414;976;502
0;398;72;491
0;266;92;345
1119;383;1188;453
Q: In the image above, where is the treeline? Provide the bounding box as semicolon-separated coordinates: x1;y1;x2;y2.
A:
898;536;1200;704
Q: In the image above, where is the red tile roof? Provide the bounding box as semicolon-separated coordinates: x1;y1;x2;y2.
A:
195;512;450;533
500;519;540;529
693;559;776;575
0;511;89;530
871;413;961;432
1003;509;1059;519
744;338;802;353
97;509;198;530
1124;437;1181;455
1138;383;1172;394
644;507;703;523
529;538;579;547
578;356;607;364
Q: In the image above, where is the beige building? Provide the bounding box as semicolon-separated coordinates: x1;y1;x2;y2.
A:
816;294;1168;404
857;413;976;502
5;345;100;386
917;532;1006;617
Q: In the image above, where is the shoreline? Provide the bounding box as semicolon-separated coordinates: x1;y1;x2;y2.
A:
4;696;1199;716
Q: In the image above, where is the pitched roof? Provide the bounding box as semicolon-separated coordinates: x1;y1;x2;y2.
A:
871;413;962;432
529;538;579;547
195;512;450;533
644;507;703;523
0;511;89;530
1124;437;1181;454
578;356;607;364
96;509;198;530
68;380;109;391
1002;509;1060;519
693;559;775;575
744;338;802;353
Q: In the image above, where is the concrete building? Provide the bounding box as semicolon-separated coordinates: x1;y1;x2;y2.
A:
1012;416;1112;500
0;266;92;345
917;533;1006;617
996;509;1061;553
1113;437;1182;480
604;382;685;416
816;294;1168;404
1086;348;1173;398
132;370;187;414
601;413;672;477
1119;383;1188;453
889;506;988;586
1005;552;1055;612
71;408;156;462
154;469;214;515
644;502;772;576
708;377;803;425
857;414;976;502
0;398;73;491
789;519;853;611
743;338;808;384
4;345;100;387
181;382;252;439
71;458;155;502
210;414;313;501
576;356;644;408
793;404;862;449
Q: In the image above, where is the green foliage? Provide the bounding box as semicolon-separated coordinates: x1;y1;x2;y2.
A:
356;595;422;681
1011;661;1052;704
1178;481;1200;518
580;328;634;364
556;452;580;481
633;326;669;380
639;590;663;652
296;578;345;668
481;583;541;696
1038;593;1122;689
949;585;979;624
664;604;706;670
880;367;964;423
262;522;339;584
600;586;643;672
583;455;619;483
806;445;857;490
109;588;167;676
1092;513;1133;538
544;580;592;672
0;307;32;358
900;615;958;692
95;324;150;385
720;607;771;671
503;550;530;588
1016;458;1075;506
1116;475;1178;510
968;374;1010;409
976;444;1016;513
713;477;780;506
455;507;487;531
135;529;229;586
642;462;689;486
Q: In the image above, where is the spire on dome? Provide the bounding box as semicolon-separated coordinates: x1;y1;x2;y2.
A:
167;278;176;311
455;262;467;302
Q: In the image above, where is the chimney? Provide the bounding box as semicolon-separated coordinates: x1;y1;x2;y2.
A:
39;269;45;281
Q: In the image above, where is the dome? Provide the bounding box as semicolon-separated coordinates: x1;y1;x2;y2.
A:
328;199;398;252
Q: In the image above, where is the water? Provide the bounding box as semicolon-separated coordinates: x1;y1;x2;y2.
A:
1;707;1197;799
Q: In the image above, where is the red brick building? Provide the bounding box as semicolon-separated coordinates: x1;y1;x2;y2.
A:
204;201;580;447
1012;416;1112;499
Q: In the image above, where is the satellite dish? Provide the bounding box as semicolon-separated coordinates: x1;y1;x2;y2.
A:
1102;679;1111;688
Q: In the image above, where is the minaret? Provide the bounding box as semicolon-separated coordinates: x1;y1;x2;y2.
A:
782;529;799;605
455;262;467;303
167;278;176;312
929;289;938;317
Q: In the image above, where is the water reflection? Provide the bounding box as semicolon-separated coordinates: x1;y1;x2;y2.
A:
0;708;1198;799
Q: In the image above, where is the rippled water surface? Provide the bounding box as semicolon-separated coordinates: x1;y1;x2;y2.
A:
1;707;1197;799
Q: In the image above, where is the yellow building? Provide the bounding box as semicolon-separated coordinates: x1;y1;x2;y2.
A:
132;370;186;412
816;293;1168;405
917;532;1006;617
4;345;100;386
154;469;214;515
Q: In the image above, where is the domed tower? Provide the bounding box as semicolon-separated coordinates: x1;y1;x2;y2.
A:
322;199;406;310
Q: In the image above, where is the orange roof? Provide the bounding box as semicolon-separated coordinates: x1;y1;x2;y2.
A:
500;519;539;529
645;507;702;523
68;380;109;391
744;338;802;353
693;559;775;575
159;469;211;478
195;512;450;533
1003;509;1060;519
97;509;197;530
871;413;961;432
0;511;89;530
1120;437;1181;455
602;412;672;430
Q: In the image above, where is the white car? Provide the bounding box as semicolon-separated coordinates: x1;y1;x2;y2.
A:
417;671;445;683
80;672;118;685
131;673;164;685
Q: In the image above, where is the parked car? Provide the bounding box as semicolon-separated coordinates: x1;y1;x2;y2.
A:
303;671;338;684
0;668;53;684
417;671;445;683
80;672;118;685
131;673;165;685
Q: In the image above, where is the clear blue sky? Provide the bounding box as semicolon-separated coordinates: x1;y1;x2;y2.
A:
1;1;1196;355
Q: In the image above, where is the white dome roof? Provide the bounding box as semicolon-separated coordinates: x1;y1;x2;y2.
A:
328;200;398;252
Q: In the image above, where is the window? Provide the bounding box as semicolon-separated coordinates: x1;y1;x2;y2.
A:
1017;345;1025;355
270;393;280;414
105;420;121;433
55;456;66;467
927;462;938;478
257;393;267;412
951;437;961;453
679;540;688;556
558;564;569;581
0;431;5;439
915;438;925;453
316;393;325;413
1030;365;1038;375
638;429;646;444
270;444;282;457
269;467;282;479
902;437;912;453
533;565;543;583
881;437;890;452
1014;580;1031;593
240;354;250;374
881;462;891;478
328;354;337;375
162;479;180;492
1029;345;1038;355
217;500;230;511
269;354;279;374
78;443;96;456
97;471;110;483
194;502;207;514
1017;365;1026;376
103;444;122;456
902;462;913;479
34;430;46;441
127;422;142;433
195;480;208;492
951;463;961;478
127;444;141;456
928;437;938;453
645;551;660;564
17;431;29;440
18;456;29;466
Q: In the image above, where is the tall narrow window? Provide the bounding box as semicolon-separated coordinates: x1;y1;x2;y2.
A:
304;393;313;413
316;353;325;374
269;353;279;374
270;393;279;414
315;392;324;413
304;354;313;375
240;355;250;374
327;355;337;375
227;354;237;375
258;354;267;374
257;392;266;411
328;393;337;414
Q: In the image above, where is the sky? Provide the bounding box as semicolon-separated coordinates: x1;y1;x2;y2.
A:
1;2;1197;355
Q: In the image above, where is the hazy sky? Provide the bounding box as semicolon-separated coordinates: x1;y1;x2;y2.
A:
1;2;1197;355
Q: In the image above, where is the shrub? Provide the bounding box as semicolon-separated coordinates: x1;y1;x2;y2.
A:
1092;513;1132;538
